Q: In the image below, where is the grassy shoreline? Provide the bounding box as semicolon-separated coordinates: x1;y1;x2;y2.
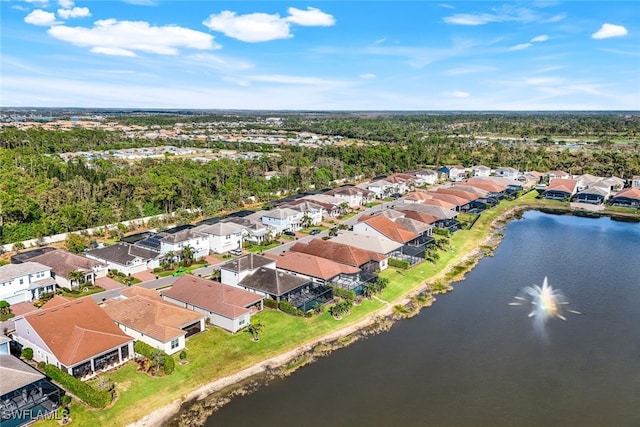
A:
34;193;639;427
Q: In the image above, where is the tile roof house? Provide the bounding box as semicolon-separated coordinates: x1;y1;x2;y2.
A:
26;249;107;290
102;287;204;355
471;165;491;177
13;296;134;380
278;201;324;226
437;165;466;181
403;191;434;204
633;176;640;188
329;231;404;256
221;216;270;244
543;179;579;200
495;167;519;178
220;253;276;287
409;169;439;185
547;170;571;181
271;252;359;282
0;262;56;305
161;275;263;333
0;354;62;423
428;192;472;211
260;207;303;234
290;238;388;271
194;222;245;254
574;186;611;204
300;194;345;216
85;243;162;276
610;187;640;208
353;214;418;244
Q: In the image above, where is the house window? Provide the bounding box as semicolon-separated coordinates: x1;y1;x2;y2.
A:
171;338;179;349
19;278;24;285
239;319;245;326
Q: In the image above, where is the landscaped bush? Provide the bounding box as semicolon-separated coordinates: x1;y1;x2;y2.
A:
278;300;304;317
332;287;355;302
21;347;33;360
263;298;278;309
388;258;410;270
433;228;451;236
43;364;111;408
134;341;174;375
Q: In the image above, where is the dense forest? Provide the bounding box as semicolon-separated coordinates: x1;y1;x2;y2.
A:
1;112;639;245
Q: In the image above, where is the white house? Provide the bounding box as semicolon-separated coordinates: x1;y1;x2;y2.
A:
160;229;209;260
472;165;491;177
495;167;519;178
27;249;107;290
411;169;439;186
633;176;640;188
195;222;245;254
221;217;270;244
260;207;303;234
279;201;324;226
324;186;375;207
0;262;56;304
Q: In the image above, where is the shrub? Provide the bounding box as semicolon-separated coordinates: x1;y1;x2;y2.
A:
37;361;46;370
179;351;187;360
134;341;174;376
433;228;451;236
60;394;72;407
263;298;278;309
43;364;111;408
388;258;410;270
278;300;304;317
21;347;33;361
332;287;355;302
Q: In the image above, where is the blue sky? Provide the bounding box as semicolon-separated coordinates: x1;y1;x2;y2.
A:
1;1;638;110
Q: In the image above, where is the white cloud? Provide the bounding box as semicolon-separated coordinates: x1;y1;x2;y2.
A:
531;34;549;42
184;53;254;73
439;4;455;9
203;11;291;43
360;73;376;79
592;23;628;40
91;47;136;57
48;19;217;56
23;0;49;4
24;9;59;26
444;5;564;26
58;6;91;19
445;90;470;98
203;7;334;43
509;43;531;51
286;7;335;26
58;0;74;8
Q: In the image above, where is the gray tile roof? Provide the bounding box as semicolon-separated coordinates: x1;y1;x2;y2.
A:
0;355;45;396
239;267;310;297
85;243;160;266
220;253;275;273
0;262;50;283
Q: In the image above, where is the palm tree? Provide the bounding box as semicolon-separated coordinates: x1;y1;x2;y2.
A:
247;321;263;342
67;270;86;289
180;245;195;267
300;213;313;229
164;251;176;270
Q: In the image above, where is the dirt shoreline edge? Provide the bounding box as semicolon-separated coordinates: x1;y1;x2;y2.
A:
128;204;629;427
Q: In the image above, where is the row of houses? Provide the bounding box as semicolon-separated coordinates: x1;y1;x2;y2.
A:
541;173;640;206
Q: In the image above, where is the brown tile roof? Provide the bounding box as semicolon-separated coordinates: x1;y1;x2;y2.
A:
325;186;373;197
546;178;578;193
29;249;103;278
435;187;478;202
290;238;386;268
361;215;418;243
23;297;132;367
404;191;433;202
401;210;439;225
163;275;263;319
274;252;360;280
102;294;203;342
420;198;457;210
464;178;507;193
119;286;162;300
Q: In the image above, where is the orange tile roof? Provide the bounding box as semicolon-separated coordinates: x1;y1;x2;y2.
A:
420;198;457;210
404;191;433;202
463;178;507;193
613;187;640;200
429;192;470;207
435;187;478;201
546;178;578;193
23;297;132;367
163;275;263;319
102;294;204;342
362;215;419;243
290;238;386;268
275;252;360;280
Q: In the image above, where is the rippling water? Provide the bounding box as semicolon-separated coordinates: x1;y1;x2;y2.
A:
205;211;640;427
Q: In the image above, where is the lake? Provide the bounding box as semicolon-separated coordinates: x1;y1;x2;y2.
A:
204;211;640;427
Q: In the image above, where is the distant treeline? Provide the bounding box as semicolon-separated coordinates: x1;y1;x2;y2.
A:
0;113;639;245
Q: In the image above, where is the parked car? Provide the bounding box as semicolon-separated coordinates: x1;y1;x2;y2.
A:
229;249;243;256
310;229;321;235
283;230;296;236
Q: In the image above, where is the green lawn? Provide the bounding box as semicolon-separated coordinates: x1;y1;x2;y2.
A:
298;225;330;234
246;242;282;253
